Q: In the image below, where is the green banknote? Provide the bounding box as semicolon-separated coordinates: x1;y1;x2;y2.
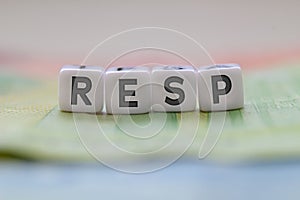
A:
0;62;299;163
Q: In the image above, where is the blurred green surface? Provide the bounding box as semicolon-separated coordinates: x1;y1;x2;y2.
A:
0;62;299;163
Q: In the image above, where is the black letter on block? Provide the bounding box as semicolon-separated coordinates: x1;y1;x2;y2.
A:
119;79;138;107
71;76;92;105
211;75;232;104
164;76;185;106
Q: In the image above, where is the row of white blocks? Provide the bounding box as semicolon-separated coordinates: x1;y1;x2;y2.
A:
59;64;244;114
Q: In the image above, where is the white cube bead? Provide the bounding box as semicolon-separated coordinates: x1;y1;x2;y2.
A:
58;65;104;113
151;66;197;112
197;64;244;112
105;66;151;114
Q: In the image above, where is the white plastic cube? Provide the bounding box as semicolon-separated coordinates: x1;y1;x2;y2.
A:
59;65;104;113
198;64;244;112
105;66;151;114
151;66;197;112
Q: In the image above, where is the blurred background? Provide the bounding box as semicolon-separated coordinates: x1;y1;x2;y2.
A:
0;1;300;200
1;0;300;77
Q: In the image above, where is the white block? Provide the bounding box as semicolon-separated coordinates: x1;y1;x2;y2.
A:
197;64;244;112
58;65;104;113
105;66;151;114
151;66;197;112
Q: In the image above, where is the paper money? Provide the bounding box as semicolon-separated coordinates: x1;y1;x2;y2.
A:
0;62;299;163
